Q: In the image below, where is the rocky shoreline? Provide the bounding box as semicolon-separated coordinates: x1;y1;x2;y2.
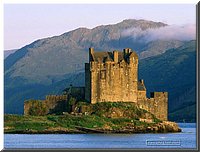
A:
5;121;181;134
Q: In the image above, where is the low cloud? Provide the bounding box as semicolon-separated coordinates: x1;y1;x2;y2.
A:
121;24;196;43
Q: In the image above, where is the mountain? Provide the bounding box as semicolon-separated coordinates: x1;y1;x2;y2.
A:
4;19;196;122
5;19;168;85
139;40;196;122
139;40;185;59
4;49;18;59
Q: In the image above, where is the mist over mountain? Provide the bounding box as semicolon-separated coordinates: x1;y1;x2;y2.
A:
4;19;196;122
122;24;195;43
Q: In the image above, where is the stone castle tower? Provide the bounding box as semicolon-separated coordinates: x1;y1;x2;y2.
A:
85;48;168;121
85;47;140;103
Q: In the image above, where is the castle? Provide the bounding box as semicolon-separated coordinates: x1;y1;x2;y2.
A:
24;48;168;121
85;48;168;120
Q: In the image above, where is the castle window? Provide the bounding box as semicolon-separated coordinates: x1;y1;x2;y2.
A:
100;70;106;79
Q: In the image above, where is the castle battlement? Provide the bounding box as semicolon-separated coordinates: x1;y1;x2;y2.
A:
46;95;67;102
150;92;168;99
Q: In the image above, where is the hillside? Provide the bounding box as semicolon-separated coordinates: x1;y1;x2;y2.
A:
139;40;196;122
4;19;196;123
139;40;184;59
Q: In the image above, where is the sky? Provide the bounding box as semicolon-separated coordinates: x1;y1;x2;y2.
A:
3;4;196;50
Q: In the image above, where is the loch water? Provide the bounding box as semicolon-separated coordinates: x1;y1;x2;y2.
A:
4;123;196;149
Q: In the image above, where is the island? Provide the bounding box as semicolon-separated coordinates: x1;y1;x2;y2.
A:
5;102;181;134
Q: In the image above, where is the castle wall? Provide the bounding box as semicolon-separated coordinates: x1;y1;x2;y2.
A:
137;90;146;101
85;63;91;102
69;87;85;101
138;92;168;121
24;101;33;115
24;100;48;116
88;56;138;104
24;95;67;115
44;95;67;113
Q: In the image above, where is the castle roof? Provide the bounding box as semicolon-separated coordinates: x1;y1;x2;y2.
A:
138;81;146;91
91;51;123;62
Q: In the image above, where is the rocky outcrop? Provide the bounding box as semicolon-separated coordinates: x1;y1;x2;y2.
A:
5;119;181;134
91;121;182;134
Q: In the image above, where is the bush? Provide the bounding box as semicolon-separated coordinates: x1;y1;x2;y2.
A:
68;97;76;105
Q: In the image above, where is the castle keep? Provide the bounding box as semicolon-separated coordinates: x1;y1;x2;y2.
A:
85;48;168;120
85;48;138;103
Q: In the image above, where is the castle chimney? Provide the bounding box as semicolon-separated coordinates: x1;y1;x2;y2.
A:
113;50;118;63
89;47;94;61
123;48;129;59
89;47;94;54
123;48;129;54
128;48;132;53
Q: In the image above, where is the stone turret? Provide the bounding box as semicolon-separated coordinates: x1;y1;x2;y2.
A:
89;47;94;61
113;50;118;63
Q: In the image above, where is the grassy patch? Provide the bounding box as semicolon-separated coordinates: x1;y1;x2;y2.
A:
47;115;106;129
4;114;58;132
4;102;161;133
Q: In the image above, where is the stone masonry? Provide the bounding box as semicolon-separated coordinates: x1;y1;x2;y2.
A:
85;48;138;103
85;48;168;121
24;95;67;115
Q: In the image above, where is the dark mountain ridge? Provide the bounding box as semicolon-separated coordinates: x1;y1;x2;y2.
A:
4;49;18;59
